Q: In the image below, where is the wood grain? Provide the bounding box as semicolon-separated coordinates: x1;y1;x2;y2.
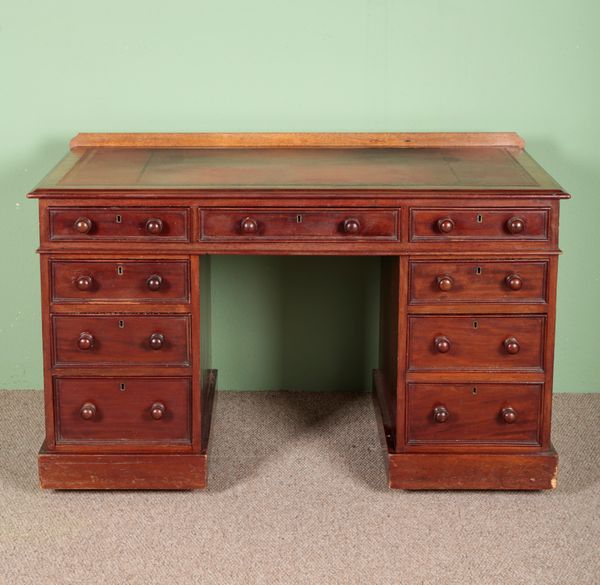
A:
70;132;526;150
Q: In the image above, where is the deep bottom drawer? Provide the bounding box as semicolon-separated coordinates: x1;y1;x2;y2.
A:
55;377;192;445
407;383;542;445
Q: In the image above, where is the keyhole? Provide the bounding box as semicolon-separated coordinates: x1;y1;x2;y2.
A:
116;214;122;224
120;383;126;391
472;387;478;395
475;266;482;275
118;320;125;329
117;265;124;276
473;320;478;329
296;214;303;224
477;214;483;223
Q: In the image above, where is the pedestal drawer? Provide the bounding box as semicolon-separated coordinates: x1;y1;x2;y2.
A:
55;377;191;445
52;314;191;367
49;207;190;242
407;383;541;445
51;260;190;303
201;209;398;240
409;260;548;304
408;315;545;372
410;208;549;241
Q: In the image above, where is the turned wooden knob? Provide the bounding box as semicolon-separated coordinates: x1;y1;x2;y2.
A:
433;405;449;423
437;218;455;233
145;218;163;235
506;274;523;290
240;217;259;234
149;332;165;350
343;218;361;234
146;274;163;291
437;275;454;291
80;402;96;420
77;332;94;350
504;337;520;354
75;275;93;291
434;336;451;353
506;217;524;234
151;402;166;420
74;217;93;234
502;407;517;423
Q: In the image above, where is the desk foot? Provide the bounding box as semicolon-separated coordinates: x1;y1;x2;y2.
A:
386;449;558;490
38;446;207;490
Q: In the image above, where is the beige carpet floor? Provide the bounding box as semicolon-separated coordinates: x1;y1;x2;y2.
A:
0;391;599;585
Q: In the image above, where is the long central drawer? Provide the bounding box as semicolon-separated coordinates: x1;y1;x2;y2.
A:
201;209;398;240
52;315;191;367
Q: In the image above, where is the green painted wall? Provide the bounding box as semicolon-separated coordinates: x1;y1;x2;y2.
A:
1;0;598;391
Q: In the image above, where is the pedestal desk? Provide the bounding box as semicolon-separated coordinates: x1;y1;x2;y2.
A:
29;132;569;490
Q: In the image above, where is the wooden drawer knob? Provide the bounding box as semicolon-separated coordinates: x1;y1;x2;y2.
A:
77;332;94;350
149;332;165;350
343;218;361;234
505;274;523;290
240;217;259;234
434;336;451;353
146;274;163;291
145;218;164;235
74;217;93;234
151;402;166;420
433;405;449;423
504;337;520;354
437;275;454;291
75;275;93;291
80;402;97;420
506;217;525;234
502;407;517;423
437;218;454;233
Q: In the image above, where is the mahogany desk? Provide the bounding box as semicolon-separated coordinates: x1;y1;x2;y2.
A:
28;132;569;490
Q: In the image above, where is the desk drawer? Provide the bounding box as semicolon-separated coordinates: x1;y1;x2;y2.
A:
201;209;398;240
409;260;548;304
51;260;190;303
410;208;549;242
49;207;190;242
52;314;191;367
408;315;545;372
407;383;541;445
55;377;191;445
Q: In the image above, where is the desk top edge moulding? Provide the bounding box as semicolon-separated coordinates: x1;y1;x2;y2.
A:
30;132;569;490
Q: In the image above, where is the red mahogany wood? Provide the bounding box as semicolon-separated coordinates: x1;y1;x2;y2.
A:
387;450;558;490
28;132;569;491
201;209;398;240
408;315;545;372
52;314;191;367
55;377;191;446
406;383;541;445
38;444;207;489
409;260;548;305
49;207;190;242
51;259;190;303
410;208;549;241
